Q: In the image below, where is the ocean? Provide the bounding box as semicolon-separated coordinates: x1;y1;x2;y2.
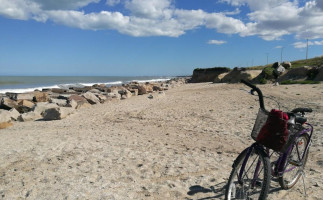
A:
0;76;172;94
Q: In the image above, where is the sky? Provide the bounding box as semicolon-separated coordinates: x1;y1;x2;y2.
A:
0;0;323;76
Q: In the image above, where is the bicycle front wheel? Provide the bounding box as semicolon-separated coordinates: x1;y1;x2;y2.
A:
225;146;271;200
278;133;310;189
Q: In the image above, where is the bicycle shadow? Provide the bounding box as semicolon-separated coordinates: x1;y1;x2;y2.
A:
187;182;226;200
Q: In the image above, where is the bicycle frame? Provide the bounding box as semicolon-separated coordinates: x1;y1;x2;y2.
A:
273;123;313;177
237;123;313;186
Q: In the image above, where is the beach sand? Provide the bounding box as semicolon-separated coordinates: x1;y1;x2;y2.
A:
0;83;322;199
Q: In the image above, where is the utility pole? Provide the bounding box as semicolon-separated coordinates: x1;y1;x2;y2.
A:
266;53;269;65
281;47;284;63
306;39;309;60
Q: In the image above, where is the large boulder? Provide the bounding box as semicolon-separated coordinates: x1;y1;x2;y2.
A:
66;99;78;109
221;68;262;83
6;92;34;101
68;95;91;109
50;98;68;107
33;91;49;102
82;92;100;104
277;66;313;82
43;107;74;120
136;85;147;95
18;111;42;122
9;108;20;121
0;97;18;110
32;102;59;116
282;61;292;69
0;109;11;123
17;100;35;113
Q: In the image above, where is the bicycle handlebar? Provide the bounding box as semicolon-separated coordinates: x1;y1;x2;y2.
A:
241;79;265;110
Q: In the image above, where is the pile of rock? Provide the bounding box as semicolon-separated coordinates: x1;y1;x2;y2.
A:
0;78;188;129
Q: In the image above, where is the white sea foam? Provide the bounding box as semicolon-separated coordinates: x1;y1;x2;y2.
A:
0;85;60;94
81;81;123;87
131;78;171;83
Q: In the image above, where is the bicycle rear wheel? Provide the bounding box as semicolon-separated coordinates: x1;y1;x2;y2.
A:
225;145;271;200
278;133;309;189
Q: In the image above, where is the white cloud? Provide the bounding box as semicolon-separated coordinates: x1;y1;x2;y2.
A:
125;0;173;19
207;40;227;45
0;0;323;41
293;40;323;48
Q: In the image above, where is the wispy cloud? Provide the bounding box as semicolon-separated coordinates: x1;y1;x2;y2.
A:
207;40;227;45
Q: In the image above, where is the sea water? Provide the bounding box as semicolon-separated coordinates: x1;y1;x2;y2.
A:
0;76;172;94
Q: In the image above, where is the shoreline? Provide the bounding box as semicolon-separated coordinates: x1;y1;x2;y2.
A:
0;82;322;199
0;76;176;94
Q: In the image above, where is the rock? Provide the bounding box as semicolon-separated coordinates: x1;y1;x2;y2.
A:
0;97;18;110
153;86;163;91
18;111;42;122
9;108;20;121
32;102;59;116
314;67;323;81
57;94;72;100
67;95;90;109
0;122;13;129
6;92;34;101
120;89;132;100
148;94;153;99
145;84;154;93
66;99;78;109
82;92;100;104
136;85;147;95
50;98;68;107
33;91;49;102
106;93;121;100
51;88;69;94
17;100;35;113
68;94;86;102
89;89;101;93
43;107;74;120
95;94;107;103
129;89;138;96
0;109;11;123
75;101;92;109
282;61;292;69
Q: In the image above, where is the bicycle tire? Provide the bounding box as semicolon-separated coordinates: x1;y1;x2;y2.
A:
225;145;271;200
278;133;310;189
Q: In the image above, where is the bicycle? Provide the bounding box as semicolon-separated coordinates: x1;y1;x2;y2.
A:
225;80;314;200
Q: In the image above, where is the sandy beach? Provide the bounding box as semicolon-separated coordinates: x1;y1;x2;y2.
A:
0;83;322;200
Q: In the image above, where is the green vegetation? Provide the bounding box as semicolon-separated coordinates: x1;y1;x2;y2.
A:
259;78;267;84
291;56;323;68
280;80;320;85
262;66;275;79
193;67;231;72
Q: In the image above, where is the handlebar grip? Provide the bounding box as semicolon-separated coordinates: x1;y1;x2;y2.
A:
240;79;265;110
292;108;313;113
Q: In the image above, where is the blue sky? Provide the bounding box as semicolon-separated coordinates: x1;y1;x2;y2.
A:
0;0;323;76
